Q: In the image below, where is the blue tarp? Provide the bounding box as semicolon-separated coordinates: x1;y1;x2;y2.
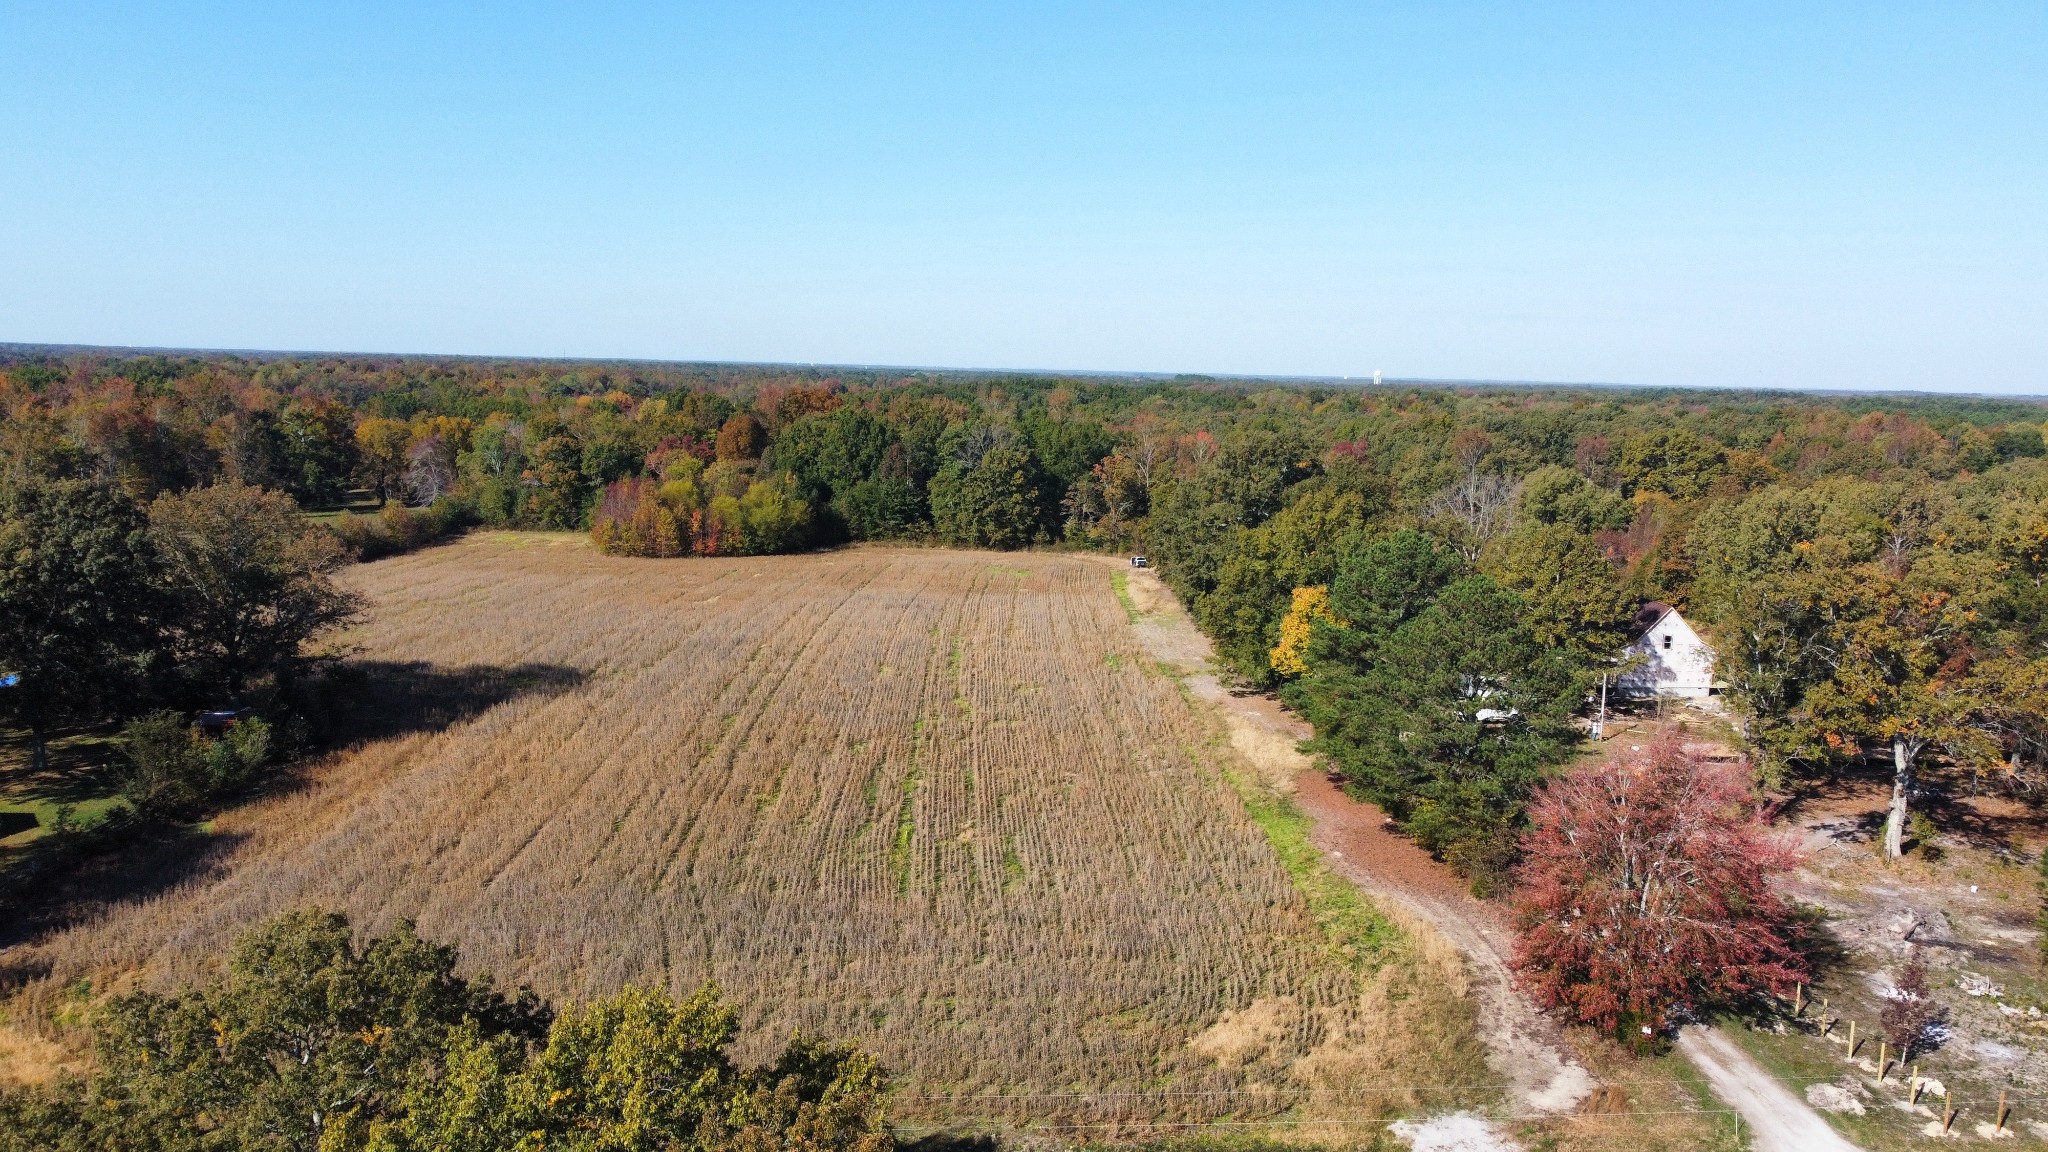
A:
0;673;18;688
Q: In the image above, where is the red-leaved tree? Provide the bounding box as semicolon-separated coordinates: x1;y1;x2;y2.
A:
1511;729;1808;1036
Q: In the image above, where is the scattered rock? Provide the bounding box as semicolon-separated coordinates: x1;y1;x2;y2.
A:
1805;1083;1866;1115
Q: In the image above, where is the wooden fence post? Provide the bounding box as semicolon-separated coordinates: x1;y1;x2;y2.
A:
1847;1019;1857;1059
1997;1089;2009;1134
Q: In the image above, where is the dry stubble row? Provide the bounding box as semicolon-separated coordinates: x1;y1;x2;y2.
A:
12;536;1383;1120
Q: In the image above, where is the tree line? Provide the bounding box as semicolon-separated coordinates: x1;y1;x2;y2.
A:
7;350;2047;869
0;909;893;1152
6;351;2048;1036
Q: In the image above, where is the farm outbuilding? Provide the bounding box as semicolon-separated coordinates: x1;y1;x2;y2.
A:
1615;602;1719;702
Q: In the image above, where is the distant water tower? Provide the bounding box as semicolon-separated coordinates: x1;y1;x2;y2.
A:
1373;369;1382;386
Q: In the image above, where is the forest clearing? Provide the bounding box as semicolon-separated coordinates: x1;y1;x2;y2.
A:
1;534;1484;1131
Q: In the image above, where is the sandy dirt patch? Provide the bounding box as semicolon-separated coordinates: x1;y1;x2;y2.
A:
1389;1110;1522;1151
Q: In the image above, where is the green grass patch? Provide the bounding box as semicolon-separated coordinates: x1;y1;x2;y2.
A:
0;726;131;893
1222;767;1400;968
0;794;127;845
1110;569;1139;622
1000;836;1024;890
890;776;920;895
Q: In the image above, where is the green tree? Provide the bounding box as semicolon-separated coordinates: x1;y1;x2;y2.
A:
1517;465;1631;534
514;985;743;1149
1287;530;1587;890
1206;418;1315;525
1689;485;1878;778
735;472;815;555
767;408;896;539
524;433;591;529
1197;483;1374;683
577;417;645;490
836;474;924;538
929;437;1048;550
1804;560;2000;859
118;709;272;820
1483;523;1635;662
1143;477;1240;604
277;399;362;508
1614;428;1726;499
150;481;364;700
457;416;527;526
0;478;159;771
1022;414;1116;496
85;910;549;1152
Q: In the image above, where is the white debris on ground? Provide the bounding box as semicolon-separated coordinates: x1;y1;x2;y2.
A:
1957;971;2005;998
1388;1111;1521;1152
1805;1082;1867;1114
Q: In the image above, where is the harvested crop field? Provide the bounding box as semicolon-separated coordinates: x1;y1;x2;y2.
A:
5;534;1479;1123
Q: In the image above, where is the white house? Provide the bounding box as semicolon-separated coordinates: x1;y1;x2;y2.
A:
1615;602;1718;702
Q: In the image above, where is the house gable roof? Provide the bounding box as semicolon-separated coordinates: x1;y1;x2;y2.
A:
1629;601;1676;641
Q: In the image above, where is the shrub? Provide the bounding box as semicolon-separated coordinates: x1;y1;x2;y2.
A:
118;710;271;819
330;496;478;561
1879;949;1946;1061
1510;729;1808;1036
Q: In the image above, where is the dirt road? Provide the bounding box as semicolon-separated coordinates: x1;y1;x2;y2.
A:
1114;563;1591;1115
1293;771;1597;1114
1111;562;1865;1149
1676;1027;1862;1151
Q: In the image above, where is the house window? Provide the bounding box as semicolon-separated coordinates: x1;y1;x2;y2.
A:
1662;634;1673;651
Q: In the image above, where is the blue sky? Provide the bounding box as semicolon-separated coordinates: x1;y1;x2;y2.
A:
2;3;2043;391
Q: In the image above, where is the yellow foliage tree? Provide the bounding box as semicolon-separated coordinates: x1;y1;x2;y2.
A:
1269;585;1340;677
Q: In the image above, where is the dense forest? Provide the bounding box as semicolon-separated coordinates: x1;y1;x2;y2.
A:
4;345;2048;891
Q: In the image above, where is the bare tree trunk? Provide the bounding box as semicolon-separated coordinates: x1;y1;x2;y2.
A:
1884;734;1913;860
30;722;48;775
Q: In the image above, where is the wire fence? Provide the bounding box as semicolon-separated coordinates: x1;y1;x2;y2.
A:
884;1052;2040;1139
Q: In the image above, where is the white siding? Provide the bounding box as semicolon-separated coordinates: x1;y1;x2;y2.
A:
1617;608;1716;700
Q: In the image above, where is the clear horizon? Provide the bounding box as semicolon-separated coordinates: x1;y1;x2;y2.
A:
3;4;2044;393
